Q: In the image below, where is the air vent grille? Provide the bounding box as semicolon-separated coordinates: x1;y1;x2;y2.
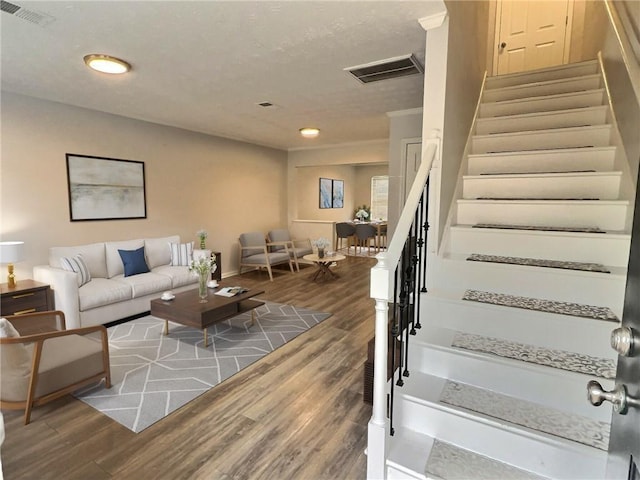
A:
345;54;423;84
1;0;55;26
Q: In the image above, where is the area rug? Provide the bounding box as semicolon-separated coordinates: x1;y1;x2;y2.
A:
74;301;330;433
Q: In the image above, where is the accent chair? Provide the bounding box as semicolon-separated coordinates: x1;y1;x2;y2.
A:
238;232;294;281
0;310;111;425
267;229;313;272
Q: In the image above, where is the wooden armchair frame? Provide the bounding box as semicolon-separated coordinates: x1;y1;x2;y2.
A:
1;311;111;424
238;233;295;281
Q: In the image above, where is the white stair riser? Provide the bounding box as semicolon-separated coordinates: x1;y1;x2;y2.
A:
483;75;602;103
408;341;614;420
396;397;607;480
480;90;605;117
456;200;628;231
485;61;599;89
429;259;626;314
446;226;631;267
422;294;617;359
471;126;612;154
462;173;621;200
467;147;616;175
475;106;608;135
387;466;425;480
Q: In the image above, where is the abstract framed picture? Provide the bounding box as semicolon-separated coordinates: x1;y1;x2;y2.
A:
319;177;333;209
66;153;147;221
332;179;344;208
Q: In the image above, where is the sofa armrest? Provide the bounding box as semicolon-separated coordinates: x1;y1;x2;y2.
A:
33;265;81;330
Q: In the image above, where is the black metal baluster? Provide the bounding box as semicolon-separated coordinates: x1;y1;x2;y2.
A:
420;179;430;294
413;194;425;334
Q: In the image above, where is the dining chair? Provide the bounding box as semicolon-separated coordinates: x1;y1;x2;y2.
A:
0;310;111;425
354;223;377;254
335;222;356;251
267;229;313;272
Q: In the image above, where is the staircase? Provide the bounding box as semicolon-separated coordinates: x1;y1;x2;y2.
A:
385;60;633;479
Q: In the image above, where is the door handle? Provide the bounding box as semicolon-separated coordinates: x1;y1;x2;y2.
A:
588;380;629;414
499;42;507;52
611;326;637;357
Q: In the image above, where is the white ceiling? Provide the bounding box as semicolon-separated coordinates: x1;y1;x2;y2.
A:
1;1;446;151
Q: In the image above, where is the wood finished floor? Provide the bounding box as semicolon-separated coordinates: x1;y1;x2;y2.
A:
2;256;377;480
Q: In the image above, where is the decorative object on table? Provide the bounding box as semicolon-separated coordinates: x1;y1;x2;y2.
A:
313;237;331;258
354;205;371;221
0;241;25;288
189;255;217;302
196;229;208;249
66;153;146;221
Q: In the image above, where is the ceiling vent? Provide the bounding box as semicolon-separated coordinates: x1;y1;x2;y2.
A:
1;0;55;26
345;54;423;84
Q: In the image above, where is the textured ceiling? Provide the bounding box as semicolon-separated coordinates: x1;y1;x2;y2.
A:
1;1;446;150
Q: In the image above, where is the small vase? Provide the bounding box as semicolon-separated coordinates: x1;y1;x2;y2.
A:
198;271;209;303
200;239;206;249
317;247;325;258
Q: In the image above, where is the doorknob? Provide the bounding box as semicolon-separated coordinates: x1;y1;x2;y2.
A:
588;380;629;414
611;326;637;356
499;42;507;52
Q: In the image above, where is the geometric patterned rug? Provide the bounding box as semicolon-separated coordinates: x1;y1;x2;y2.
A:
74;301;330;433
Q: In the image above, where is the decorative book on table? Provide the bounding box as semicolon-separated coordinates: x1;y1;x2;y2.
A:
214;286;248;297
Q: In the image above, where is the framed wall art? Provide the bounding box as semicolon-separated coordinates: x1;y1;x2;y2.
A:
332;179;344;208
66;153;147;221
319;177;333;209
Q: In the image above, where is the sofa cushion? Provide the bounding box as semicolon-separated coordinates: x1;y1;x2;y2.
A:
78;278;132;311
105;239;144;278
0;318;31;403
112;272;172;298
60;254;92;287
244;252;290;265
170;242;194;266
118;247;150;277
50;242;107;279
145;235;180;269
153;265;197;289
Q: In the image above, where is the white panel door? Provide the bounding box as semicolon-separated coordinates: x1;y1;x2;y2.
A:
497;0;571;75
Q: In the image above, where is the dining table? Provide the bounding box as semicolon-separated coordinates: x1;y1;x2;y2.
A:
347;220;387;252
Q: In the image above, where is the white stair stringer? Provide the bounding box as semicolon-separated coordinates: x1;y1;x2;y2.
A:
467;146;616;175
421;289;618;360
394;371;608;480
456;199;629;231
429;256;626;316
462;171;622;200
446;225;631;267
475;105;609;135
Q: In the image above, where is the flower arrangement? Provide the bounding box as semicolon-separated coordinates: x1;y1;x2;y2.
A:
354;205;370;221
188;255;216;276
196;229;208;249
313;237;331;249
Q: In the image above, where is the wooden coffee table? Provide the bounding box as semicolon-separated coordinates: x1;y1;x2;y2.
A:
303;253;346;281
150;287;265;347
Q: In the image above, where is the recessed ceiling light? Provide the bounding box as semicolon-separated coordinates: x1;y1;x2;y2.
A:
84;54;131;74
299;127;320;138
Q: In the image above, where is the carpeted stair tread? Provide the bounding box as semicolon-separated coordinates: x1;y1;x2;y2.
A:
486;145;595;154
426;439;548;480
462;289;618;321
451;332;616;379
473;223;606;233
479;169;597;175
475;197;600;201
467;253;610;273
440;381;610;450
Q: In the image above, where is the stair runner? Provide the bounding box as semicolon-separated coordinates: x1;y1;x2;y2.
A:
466;253;611;273
451;331;616;379
462;289;619;321
425;439;548;480
439;381;610;450
473;223;606;233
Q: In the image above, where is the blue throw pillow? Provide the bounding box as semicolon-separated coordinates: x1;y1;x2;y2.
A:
118;247;150;277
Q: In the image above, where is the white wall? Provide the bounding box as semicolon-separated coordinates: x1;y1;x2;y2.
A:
0;93;288;279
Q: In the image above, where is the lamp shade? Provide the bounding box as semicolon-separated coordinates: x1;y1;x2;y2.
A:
0;241;25;264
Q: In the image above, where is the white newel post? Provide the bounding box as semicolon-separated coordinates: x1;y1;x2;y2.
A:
367;253;391;479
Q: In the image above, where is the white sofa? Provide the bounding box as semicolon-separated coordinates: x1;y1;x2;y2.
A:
33;235;202;329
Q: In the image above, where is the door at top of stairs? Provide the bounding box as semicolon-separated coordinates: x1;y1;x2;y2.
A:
495;0;572;75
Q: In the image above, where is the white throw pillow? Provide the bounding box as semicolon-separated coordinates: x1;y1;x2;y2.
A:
0;318;31;398
170;242;194;266
60;254;92;286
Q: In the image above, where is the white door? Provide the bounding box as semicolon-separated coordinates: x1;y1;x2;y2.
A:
496;0;572;75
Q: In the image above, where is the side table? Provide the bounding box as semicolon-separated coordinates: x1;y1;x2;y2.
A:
1;279;55;316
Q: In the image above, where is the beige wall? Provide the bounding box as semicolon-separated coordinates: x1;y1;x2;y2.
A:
287;141;389;223
1;93;288;279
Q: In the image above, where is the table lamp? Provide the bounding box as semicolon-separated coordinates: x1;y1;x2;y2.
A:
0;241;25;288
